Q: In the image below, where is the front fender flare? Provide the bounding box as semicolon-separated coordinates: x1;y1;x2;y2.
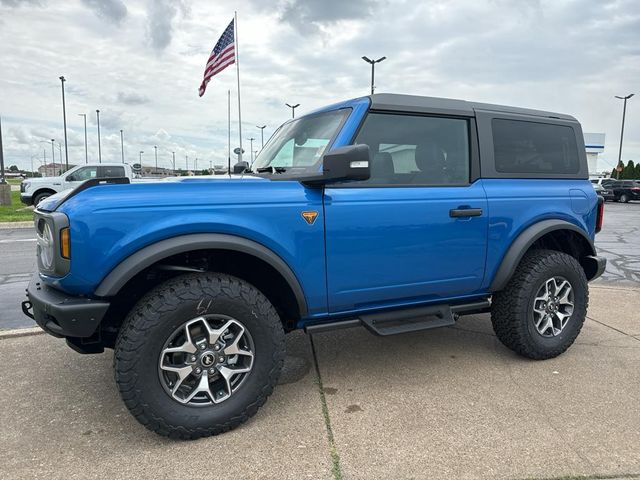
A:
94;233;308;317
489;220;596;292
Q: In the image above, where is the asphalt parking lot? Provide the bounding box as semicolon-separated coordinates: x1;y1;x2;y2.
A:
0;202;639;479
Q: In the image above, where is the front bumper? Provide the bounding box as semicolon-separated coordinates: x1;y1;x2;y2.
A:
20;193;33;205
22;272;110;338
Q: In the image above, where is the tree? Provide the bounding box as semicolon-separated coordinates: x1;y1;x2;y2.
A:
611;167;617;178
634;163;640;180
8;165;18;172
622;160;635;179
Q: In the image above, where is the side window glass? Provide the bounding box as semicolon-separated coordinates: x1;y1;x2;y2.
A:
72;167;98;181
353;113;470;186
101;166;125;178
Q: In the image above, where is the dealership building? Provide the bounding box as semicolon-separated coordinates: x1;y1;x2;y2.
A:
584;132;606;177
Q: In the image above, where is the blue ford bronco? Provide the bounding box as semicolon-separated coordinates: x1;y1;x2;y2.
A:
23;94;606;439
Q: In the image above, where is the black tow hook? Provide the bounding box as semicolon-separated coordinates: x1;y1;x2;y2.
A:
21;300;34;320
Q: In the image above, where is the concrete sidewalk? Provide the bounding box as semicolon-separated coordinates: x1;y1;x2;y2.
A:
1;285;639;480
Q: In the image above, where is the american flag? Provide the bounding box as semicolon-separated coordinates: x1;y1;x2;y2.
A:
198;19;235;97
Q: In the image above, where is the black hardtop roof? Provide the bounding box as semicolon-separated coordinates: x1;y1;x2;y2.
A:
368;93;577;121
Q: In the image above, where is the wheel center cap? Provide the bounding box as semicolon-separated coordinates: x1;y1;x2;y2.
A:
201;352;215;367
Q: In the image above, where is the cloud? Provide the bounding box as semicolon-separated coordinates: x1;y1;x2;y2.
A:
116;91;150;105
81;0;127;25
147;0;186;51
0;0;43;6
279;0;379;31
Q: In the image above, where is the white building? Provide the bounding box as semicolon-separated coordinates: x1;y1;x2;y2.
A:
584;132;605;177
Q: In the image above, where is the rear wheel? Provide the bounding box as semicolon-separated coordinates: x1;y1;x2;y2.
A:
491;249;588;360
114;272;285;439
620;193;630;203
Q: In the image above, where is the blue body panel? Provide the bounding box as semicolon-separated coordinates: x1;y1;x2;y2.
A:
40;95;600;329
480;179;597;291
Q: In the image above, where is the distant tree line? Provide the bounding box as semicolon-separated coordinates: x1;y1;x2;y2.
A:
610;160;640;180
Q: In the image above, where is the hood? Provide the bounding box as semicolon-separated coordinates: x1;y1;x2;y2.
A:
23;176;58;184
36;188;74;212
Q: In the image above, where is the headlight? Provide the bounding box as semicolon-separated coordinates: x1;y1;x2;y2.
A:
37;222;55;269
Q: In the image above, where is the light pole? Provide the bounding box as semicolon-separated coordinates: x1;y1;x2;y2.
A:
615;94;634;179
248;138;255;162
120;130;125;163
195;157;198;172
257;125;266;148
139;151;143;166
96;109;102;163
285;103;300;119
77;114;88;164
361;56;386;94
50;139;55;175
154;145;158;174
58;142;63;172
59;76;69;170
186;155;189;171
172;151;175;174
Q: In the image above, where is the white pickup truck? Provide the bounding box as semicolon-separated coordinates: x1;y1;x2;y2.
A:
20;163;134;206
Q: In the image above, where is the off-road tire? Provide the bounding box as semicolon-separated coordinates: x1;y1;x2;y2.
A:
491;249;588;360
114;272;285;439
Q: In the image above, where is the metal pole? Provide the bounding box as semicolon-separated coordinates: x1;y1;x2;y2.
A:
195;157;198;172
59;76;69;170
228;89;231;175
186;155;189;171
139;151;143;165
96;109;102;163
172;151;176;174
120;130;125;163
249;138;254;163
286;103;299;118
257;125;266;148
154;145;158;174
615;94;634;180
0;116;5;184
51;139;55;176
58;143;62;171
78;114;88;164
234;11;243;162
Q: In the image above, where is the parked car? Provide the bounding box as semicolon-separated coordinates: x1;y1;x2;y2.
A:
20;163;134;206
23;93;605;439
592;183;605;195
601;180;640;202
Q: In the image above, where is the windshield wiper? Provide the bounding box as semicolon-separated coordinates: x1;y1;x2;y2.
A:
256;166;287;174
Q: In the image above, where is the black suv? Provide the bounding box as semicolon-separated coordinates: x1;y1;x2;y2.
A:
602;180;640;202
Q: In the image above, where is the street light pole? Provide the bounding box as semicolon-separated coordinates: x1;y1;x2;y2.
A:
615;93;634;180
120;130;125;163
172;151;176;174
96;109;102;163
361;56;387;94
154;145;158;174
139;151;143;167
248;137;255;162
50;139;55;176
285;103;300;119
77;114;88;164
257;125;266;148
59;76;69;170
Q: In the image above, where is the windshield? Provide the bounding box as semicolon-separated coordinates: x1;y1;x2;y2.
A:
252;109;349;171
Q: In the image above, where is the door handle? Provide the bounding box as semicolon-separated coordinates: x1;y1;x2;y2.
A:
449;208;483;218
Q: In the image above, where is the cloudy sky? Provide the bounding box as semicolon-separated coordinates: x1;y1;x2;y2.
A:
1;0;639;173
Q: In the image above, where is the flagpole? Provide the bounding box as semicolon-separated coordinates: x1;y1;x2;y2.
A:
234;11;243;163
228;89;231;175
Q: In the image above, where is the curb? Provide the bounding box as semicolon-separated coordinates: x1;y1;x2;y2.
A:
0;221;33;229
0;326;44;339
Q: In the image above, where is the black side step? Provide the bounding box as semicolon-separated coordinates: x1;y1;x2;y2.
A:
303;300;491;336
360;304;454;336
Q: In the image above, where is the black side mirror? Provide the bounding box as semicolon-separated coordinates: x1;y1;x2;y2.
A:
66;175;75;182
300;144;370;186
233;161;249;174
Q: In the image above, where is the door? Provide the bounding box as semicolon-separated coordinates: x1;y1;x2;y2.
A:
63;165;98;190
324;112;488;313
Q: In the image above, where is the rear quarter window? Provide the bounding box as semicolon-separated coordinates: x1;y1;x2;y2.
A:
492;119;580;175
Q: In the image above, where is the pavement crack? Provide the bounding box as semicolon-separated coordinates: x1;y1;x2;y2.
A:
587;316;640;342
309;334;343;480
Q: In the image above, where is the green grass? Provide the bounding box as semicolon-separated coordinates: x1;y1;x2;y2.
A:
0;190;34;222
6;178;22;185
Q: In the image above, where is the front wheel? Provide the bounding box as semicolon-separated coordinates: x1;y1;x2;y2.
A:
114;272;285;439
491;249;588;360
